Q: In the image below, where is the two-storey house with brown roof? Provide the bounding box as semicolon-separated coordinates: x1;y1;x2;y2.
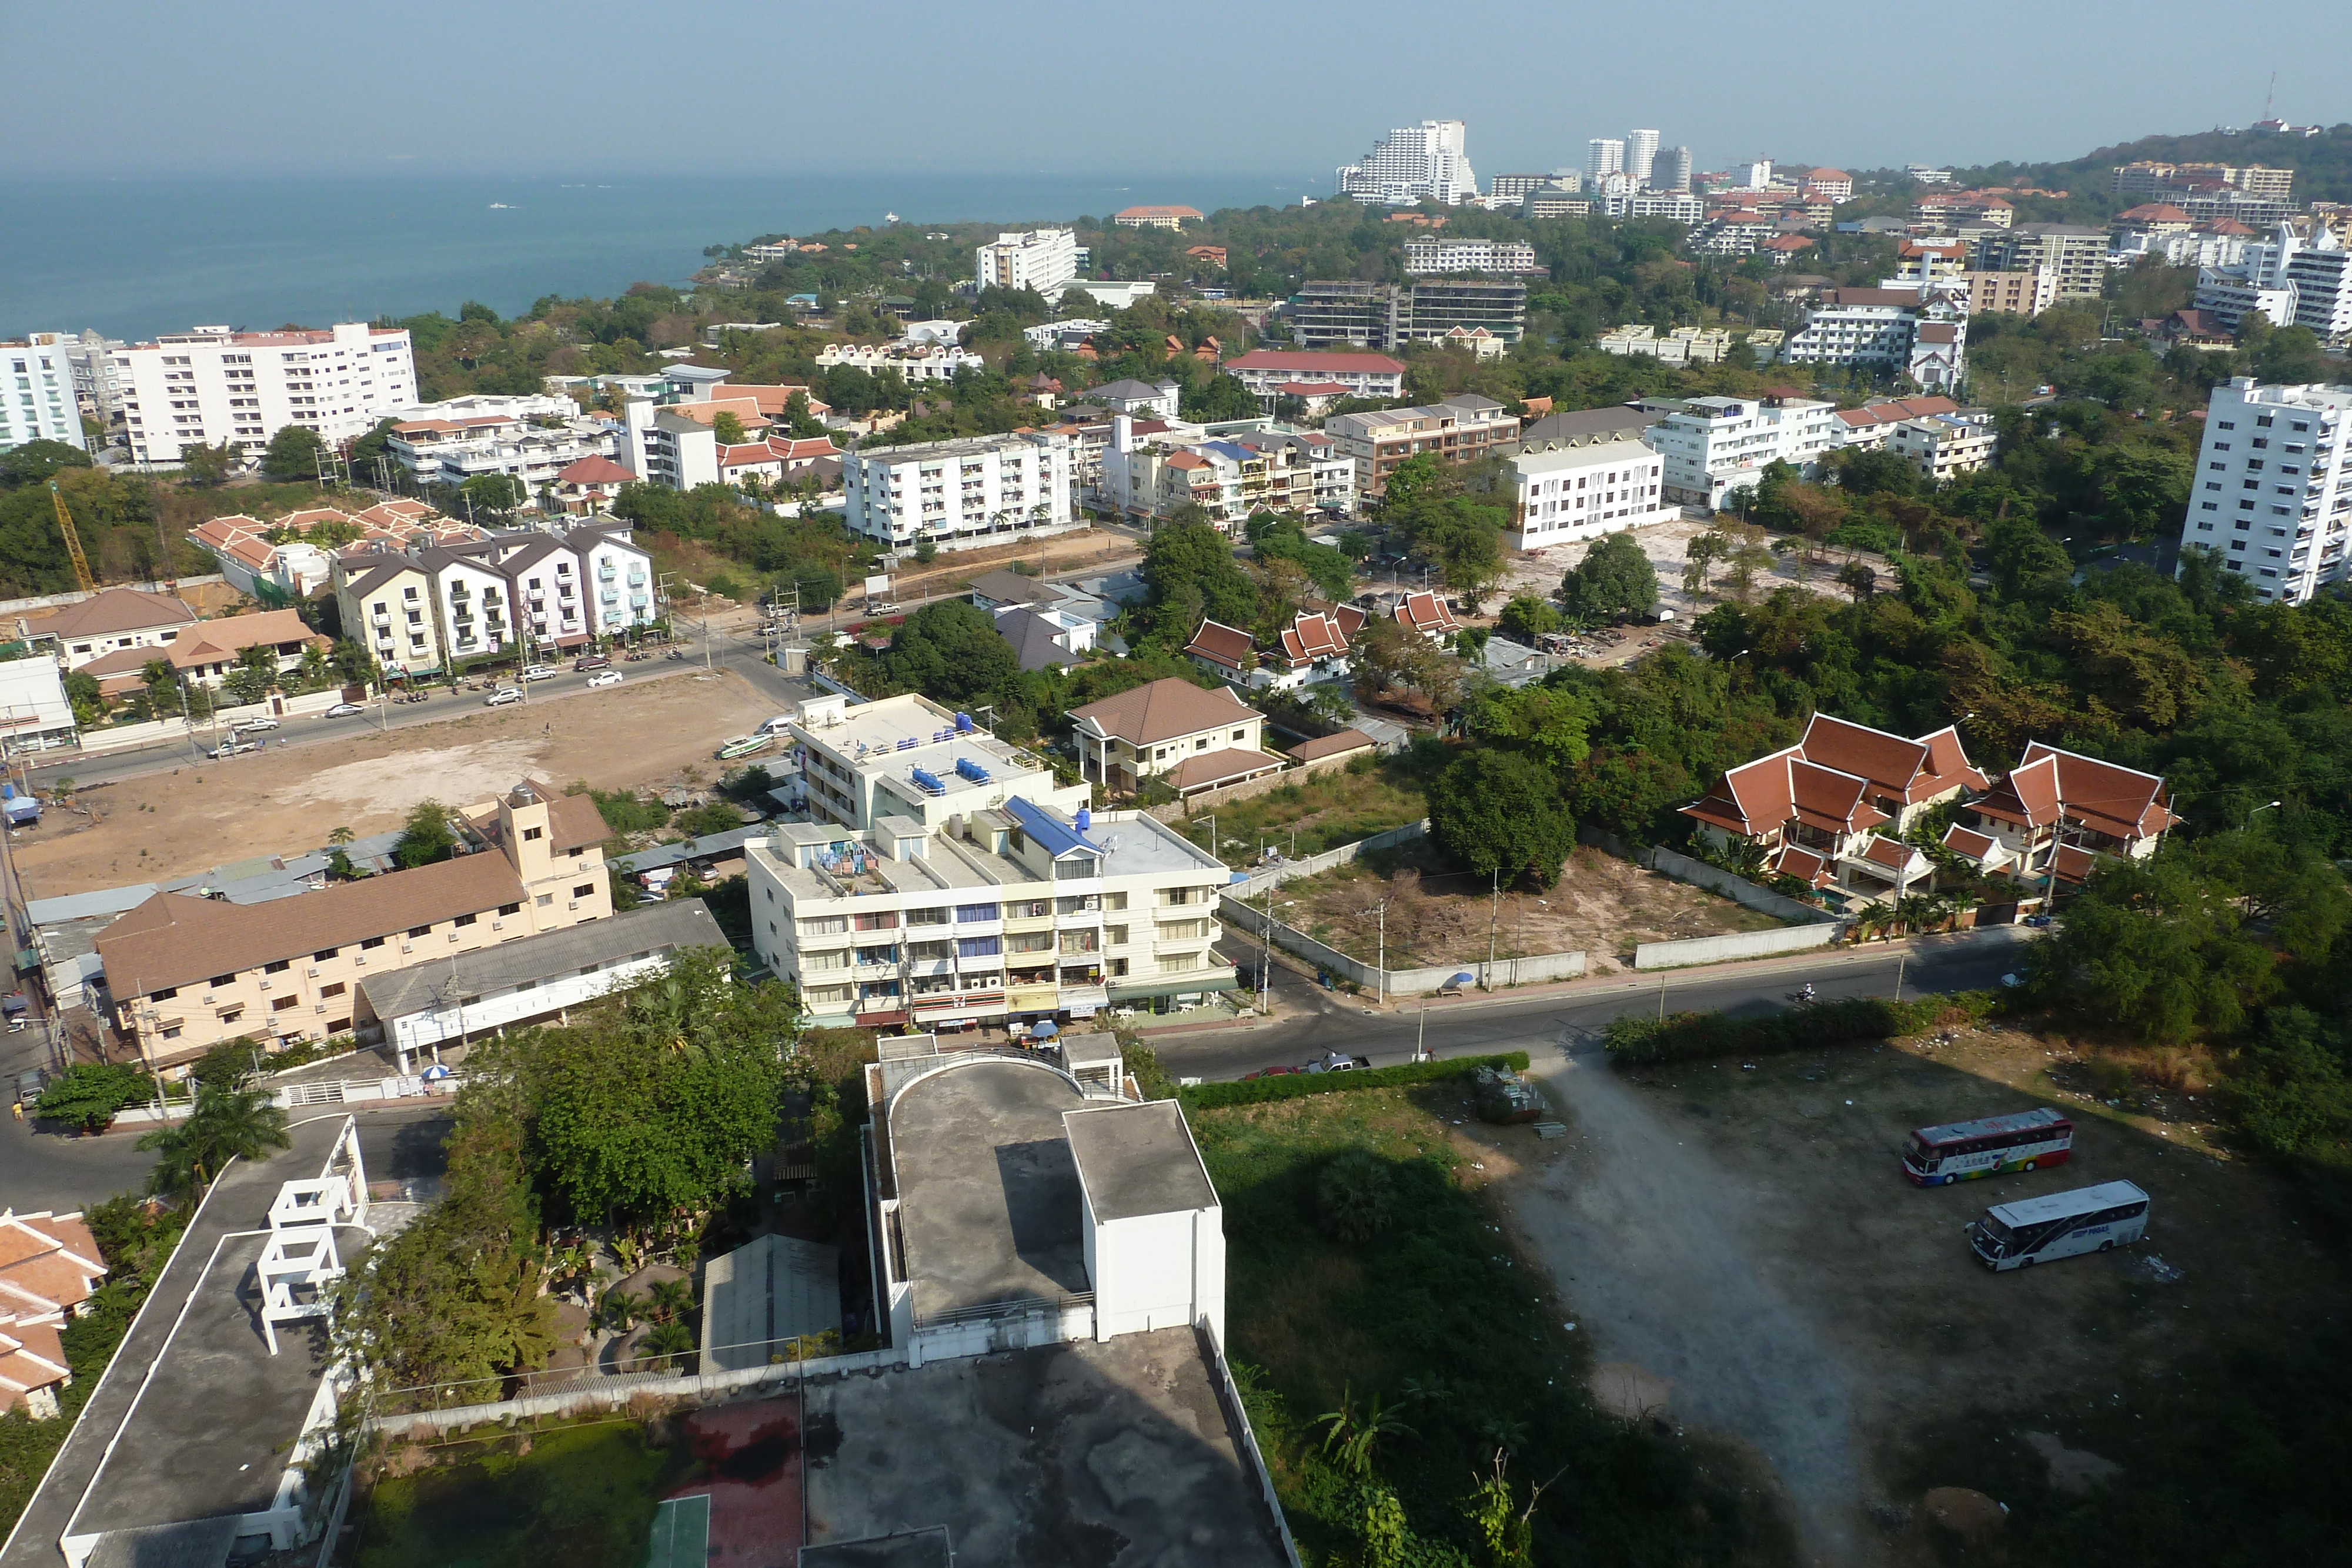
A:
1068;678;1285;799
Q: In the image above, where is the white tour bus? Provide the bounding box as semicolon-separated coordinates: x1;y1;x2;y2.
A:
1967;1179;2149;1271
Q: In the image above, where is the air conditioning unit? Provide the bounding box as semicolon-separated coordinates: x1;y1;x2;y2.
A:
492;918;505;931
314;1003;327;1014
306;966;320;978
447;931;461;942
354;956;367;968
567;899;579;910
259;979;272;992
400;942;414;954
201;993;216;1005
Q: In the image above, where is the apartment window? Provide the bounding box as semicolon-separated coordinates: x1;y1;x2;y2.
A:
220;1007;245;1024
801;915;848;936
1231;728;1246;741
320;982;346;999
455;913;477;927
211;973;236;987
523;826;543;841
537;893;553;906
957;935;1002;958
408;925;432;938
573;883;594;898
264;959;292;974
361;936;386;950
955;902;1001;923
273;996;299;1012
161;1025;183;1041
313;947;339;961
852;911;898;931
907;907;948;926
151;987;178;1002
499;902;522;917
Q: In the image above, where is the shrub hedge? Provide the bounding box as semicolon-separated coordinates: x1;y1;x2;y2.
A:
1178;1051;1531;1110
1603;992;1997;1065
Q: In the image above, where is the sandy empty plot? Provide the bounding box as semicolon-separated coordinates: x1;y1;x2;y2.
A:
1497;515;1898;634
14;670;781;897
1285;843;1784;969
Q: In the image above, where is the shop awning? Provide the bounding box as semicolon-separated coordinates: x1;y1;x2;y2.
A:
1107;974;1241;1002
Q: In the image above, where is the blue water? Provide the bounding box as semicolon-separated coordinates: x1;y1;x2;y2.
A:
1;172;1302;340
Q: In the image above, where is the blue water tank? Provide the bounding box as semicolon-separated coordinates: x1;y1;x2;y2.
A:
910;768;945;795
1075;808;1092;834
955;711;973;733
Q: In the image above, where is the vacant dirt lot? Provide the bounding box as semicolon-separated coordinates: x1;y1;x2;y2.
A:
1284;842;1784;969
1496;515;1899;658
14;670;780;897
1495;1019;2350;1566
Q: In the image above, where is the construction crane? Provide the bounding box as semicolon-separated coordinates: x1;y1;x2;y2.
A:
48;481;96;594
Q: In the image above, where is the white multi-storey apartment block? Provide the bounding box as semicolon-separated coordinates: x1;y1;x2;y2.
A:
1508;427;1673;551
1337;119;1478;206
1645;392;1842;509
813;341;985;382
1625;129;1661;186
842;431;1075;552
789;693;1091;833
1402;237;1541;275
2177;378;2352;604
748;794;1235;1030
974;229;1080;298
385;394;617;493
112;323;416;463
0;335;87;454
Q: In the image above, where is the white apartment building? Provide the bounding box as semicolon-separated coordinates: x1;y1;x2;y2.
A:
1646;393;1842;509
1780;287;1970;392
620;400;720;490
413;547;515;668
336;523;653;676
814;341;986;382
335;556;446;677
1605;192;1706;223
112;323;416;463
387;397;617;493
1885;416;1996;484
1402;237;1540;275
1222;349;1405;402
1656;146;1694;192
2196;223;2352;343
1337;119;1478;206
1102;423;1353;527
975;229;1080;299
2177;379;2352;604
1625;130;1661;186
0;336;86;455
748;794;1233;1030
841;431;1075;553
59;330;128;432
789;693;1090;834
1588;138;1625;179
1508;427;1673;551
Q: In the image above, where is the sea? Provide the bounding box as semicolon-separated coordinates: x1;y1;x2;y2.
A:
1;172;1307;341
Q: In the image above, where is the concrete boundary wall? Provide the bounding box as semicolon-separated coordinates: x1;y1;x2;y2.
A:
1578;826;1838;928
366;1345;903;1438
1634;922;1839;969
1221;893;1585;997
1226;819;1427;900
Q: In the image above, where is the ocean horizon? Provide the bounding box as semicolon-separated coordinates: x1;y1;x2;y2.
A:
2;172;1308;341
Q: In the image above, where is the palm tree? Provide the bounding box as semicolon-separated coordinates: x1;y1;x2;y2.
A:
649;1276;694;1324
641;1318;696;1371
328;825;355;846
139;1083;290;1201
1316;1385;1416;1476
599;1287;647;1333
1893;893;1941;937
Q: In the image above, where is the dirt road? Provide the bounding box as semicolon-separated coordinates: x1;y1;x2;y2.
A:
1510;1034;1865;1564
13;668;781;897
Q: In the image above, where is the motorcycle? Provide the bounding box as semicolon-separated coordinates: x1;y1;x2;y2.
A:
1786;985;1818;1005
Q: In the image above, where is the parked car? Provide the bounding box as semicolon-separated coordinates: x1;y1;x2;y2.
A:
210;740;258;758
236;716;280;733
520;665;557;682
1302;1051;1371;1074
323;702;365;718
756;715;796;736
1240;1064;1300;1081
485;687;524;707
15;1068;45;1107
573;654;612;672
586;670;624;688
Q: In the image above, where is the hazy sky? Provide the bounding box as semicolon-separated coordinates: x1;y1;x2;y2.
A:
8;0;2350;183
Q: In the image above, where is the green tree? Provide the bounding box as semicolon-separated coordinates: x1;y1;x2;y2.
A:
179;440;244;487
1426;749;1576;889
497;950;799;1226
0;439;93;489
139;1081;291;1201
1495;596;1562;642
459;473;526;517
32;1064;151;1134
64;668;104;728
711;410;749;445
884;599;1019;703
260;423;330;482
1557;532;1659;622
393;799;456;867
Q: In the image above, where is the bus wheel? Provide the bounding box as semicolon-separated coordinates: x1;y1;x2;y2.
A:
2021;1160;2036;1172
2099;1241;2113;1252
2019;1256;2034;1267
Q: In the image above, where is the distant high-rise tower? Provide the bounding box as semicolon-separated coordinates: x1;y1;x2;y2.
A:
1588;138;1625;180
1658;145;1693;192
1743;159;1775;190
1337;119;1480;205
1626;129;1661;186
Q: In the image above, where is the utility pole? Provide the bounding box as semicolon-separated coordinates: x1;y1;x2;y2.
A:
1658;970;1667;1022
1895;953;1906;1005
1375;901;1387;1008
1486;868;1499;990
1258;880;1277;1015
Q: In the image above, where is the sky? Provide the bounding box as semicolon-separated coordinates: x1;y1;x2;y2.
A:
7;0;2351;185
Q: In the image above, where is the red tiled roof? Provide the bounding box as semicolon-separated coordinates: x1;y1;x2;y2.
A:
1278;612;1349;664
1770;844;1834;888
2016;743;2177;841
2118;203;2193;224
1942;824;2007;866
1394;590;1459;636
2053;844;2098;883
1184;619;1256;673
557;455;633;484
1070;677;1258;747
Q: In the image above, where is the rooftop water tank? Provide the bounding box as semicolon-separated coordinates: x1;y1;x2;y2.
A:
1075;808;1092;834
955;711;974;733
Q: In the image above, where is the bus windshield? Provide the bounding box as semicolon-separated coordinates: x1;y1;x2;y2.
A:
1977;1215;2014;1253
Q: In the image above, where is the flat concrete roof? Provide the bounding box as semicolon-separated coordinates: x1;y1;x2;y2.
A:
803;1328;1287;1565
799;1530;953;1567
1064;1101;1218;1222
700;1235;840;1372
888;1059;1090;1320
6;1115;446;1568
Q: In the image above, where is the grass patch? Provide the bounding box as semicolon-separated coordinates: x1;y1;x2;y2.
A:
1194;1085;1787;1565
1603;992;2000;1065
1177;758;1426;870
355;1420;684;1568
1180;1051;1527;1111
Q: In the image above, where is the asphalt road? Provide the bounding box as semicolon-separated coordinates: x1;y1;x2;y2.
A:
1157;928;2030;1082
